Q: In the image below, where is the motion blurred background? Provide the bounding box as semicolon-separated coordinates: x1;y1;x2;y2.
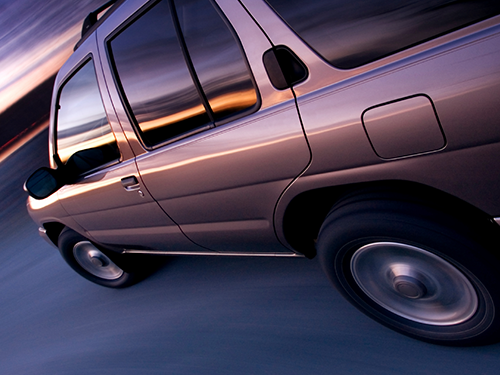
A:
0;0;106;159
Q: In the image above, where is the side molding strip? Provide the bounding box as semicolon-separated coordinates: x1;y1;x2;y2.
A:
122;249;304;257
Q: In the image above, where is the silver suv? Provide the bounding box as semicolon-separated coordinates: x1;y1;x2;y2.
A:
25;0;500;345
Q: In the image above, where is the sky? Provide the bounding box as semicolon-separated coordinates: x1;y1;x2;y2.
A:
0;0;106;115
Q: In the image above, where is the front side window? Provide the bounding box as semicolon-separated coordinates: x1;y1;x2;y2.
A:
266;0;500;69
56;59;119;167
108;0;258;148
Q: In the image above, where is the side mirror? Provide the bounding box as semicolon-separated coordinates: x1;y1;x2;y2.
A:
25;146;119;200
24;167;62;200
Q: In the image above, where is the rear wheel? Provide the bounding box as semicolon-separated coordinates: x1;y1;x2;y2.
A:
58;227;142;288
317;192;500;345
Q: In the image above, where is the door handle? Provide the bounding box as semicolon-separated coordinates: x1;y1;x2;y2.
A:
121;176;140;191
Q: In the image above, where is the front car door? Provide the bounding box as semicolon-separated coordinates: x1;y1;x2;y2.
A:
53;34;202;252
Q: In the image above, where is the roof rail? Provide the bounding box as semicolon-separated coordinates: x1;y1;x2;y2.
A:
81;0;119;37
75;0;125;50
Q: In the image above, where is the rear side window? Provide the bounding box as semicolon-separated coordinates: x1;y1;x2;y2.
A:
108;0;258;148
266;0;500;69
109;0;210;147
56;59;119;166
174;0;258;121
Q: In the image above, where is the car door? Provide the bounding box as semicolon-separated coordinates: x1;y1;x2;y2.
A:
102;0;311;253
53;34;203;252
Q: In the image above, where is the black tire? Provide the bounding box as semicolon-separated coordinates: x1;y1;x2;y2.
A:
316;191;500;346
58;227;143;288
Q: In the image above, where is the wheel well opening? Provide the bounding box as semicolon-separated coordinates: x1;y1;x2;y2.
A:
43;222;65;246
282;180;495;259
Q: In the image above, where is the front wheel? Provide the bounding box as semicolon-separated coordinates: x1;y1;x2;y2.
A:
58;228;142;288
317;193;500;345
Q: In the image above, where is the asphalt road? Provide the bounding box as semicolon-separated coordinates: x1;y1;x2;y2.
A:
1;131;499;374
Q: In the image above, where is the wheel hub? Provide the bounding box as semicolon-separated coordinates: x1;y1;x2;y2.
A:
73;241;124;280
89;251;109;267
350;242;478;326
392;275;427;299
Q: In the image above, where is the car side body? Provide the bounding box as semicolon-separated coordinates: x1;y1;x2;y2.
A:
26;0;500;345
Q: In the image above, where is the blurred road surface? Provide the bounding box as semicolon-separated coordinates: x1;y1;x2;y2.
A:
0;131;499;374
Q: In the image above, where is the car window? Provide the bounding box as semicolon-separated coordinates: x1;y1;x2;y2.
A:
266;0;500;69
174;0;258;122
56;59;119;166
108;0;258;148
109;0;210;147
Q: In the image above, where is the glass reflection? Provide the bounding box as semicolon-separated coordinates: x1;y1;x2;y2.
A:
174;0;257;121
57;60;117;164
267;0;500;69
109;0;210;147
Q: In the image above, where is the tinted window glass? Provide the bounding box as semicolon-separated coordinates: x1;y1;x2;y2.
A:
109;0;210;147
174;0;257;121
57;60;118;166
266;0;500;69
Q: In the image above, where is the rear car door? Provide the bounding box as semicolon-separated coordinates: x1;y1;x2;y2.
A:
101;0;311;253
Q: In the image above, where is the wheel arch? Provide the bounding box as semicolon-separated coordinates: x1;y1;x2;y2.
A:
281;180;497;259
41;222;123;254
42;222;66;247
